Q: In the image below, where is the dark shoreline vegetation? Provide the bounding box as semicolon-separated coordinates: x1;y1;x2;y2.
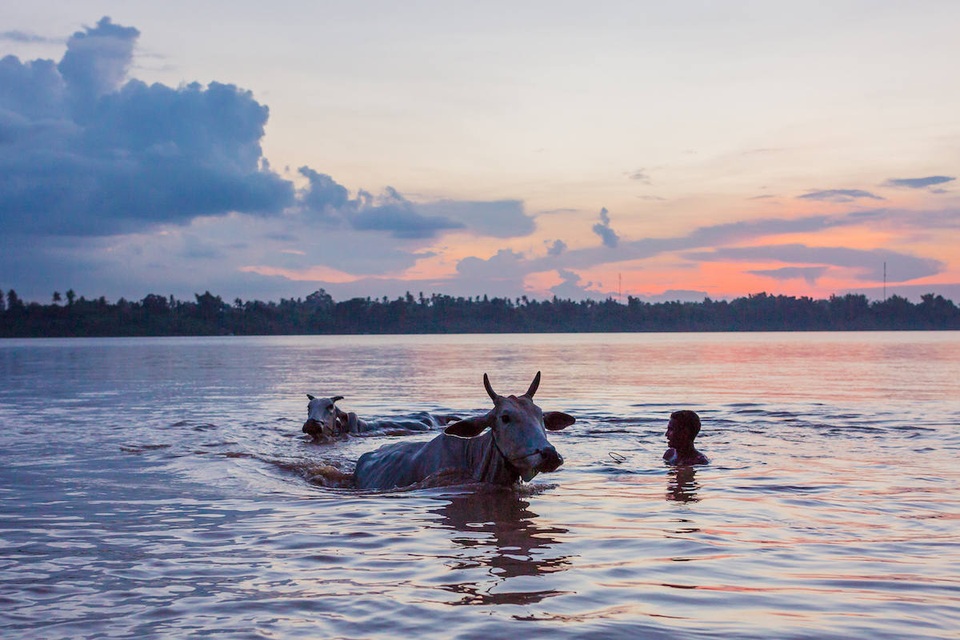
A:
1;288;959;337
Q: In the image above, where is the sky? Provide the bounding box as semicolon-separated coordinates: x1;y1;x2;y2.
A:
2;1;959;304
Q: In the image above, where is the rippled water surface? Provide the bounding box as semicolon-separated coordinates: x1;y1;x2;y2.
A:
1;332;958;639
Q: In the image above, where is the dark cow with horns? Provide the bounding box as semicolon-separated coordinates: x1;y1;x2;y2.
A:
354;372;575;490
302;395;459;442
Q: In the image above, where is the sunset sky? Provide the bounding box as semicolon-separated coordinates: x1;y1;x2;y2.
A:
2;1;958;304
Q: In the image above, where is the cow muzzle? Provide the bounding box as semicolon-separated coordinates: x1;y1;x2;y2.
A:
302;418;327;440
537;446;563;473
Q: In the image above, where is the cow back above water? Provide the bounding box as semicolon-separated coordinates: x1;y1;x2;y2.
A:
302;394;458;442
354;372;575;490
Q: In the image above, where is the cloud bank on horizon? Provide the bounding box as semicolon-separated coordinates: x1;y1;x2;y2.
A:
1;15;958;304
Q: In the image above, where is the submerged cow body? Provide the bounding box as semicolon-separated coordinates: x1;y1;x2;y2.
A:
302;395;459;442
354;372;575;490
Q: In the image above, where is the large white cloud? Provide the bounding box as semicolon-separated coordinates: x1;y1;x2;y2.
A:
0;18;294;236
1;17;536;243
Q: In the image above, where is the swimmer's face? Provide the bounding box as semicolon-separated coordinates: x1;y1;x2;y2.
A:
666;418;692;449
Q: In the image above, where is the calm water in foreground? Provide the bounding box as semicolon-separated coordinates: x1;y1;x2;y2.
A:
1;332;958;639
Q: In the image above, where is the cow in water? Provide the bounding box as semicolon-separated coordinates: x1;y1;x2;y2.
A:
353;372;575;490
302;395;459;442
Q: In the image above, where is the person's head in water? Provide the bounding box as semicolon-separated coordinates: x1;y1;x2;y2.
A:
663;410;709;466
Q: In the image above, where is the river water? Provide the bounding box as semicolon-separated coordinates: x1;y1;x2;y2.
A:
1;332;958;639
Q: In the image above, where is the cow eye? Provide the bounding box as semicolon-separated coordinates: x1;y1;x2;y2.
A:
501;414;511;424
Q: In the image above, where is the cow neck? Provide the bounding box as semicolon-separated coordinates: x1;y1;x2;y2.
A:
485;428;520;483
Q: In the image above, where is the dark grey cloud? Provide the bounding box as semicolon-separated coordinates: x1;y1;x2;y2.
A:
689;245;942;283
882;176;955;189
798;189;884;203
628;169;651;184
0;55;65;120
433;262;608;301
297;170;533;240
842;207;960;229
456;248;525;278
1;30;59;44
297;176;464;239
298;167;351;217
452;249;528;298
0;16;294;236
350;189;465;239
682;214;836;246
748;266;828;284
550;269;600;299
58;17;139;109
592;207;619;248
546;239;567;256
418;199;534;238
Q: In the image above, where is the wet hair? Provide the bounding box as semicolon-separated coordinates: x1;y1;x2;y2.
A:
670;410;701;438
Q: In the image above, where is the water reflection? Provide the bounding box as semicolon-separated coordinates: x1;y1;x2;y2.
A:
666;466;701;503
428;489;572;606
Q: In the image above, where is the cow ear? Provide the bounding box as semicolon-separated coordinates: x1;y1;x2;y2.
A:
544;411;575;431
444;416;490;438
307;394;316;400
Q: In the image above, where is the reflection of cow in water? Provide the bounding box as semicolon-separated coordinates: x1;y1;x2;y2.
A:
301;394;460;442
430;489;572;606
354;372;575;490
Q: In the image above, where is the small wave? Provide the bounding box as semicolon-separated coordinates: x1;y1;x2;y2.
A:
119;444;172;453
596;416;646;424
220;451;255;459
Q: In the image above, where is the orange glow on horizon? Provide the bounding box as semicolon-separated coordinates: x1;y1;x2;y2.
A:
745;227;895;251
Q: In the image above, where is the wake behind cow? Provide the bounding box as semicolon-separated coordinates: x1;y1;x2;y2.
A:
354;372;575;490
302;394;459;442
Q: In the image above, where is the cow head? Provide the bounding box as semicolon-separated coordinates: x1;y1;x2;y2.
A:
302;394;345;441
444;372;575;482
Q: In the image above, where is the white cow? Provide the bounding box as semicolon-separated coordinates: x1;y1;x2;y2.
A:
302;395;459;442
354;372;575;490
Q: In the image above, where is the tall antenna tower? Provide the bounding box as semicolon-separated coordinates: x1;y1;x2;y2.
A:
883;261;886;300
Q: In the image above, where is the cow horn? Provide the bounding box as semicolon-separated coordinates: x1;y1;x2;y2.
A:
483;373;498;402
523;371;541;399
331;395;344;403
307;394;316;400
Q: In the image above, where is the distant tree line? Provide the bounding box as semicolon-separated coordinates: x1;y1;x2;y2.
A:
1;288;958;337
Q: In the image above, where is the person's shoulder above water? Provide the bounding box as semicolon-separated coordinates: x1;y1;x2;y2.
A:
663;448;710;466
663;409;709;466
